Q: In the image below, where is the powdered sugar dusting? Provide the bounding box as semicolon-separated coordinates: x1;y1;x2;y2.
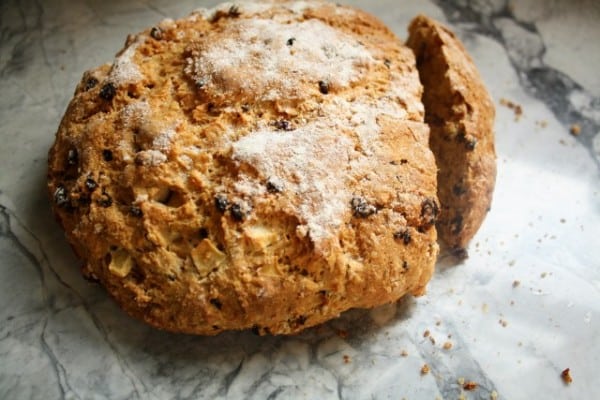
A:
185;17;373;100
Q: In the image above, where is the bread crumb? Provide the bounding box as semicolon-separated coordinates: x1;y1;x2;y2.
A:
336;329;348;339
343;354;351;364
499;319;508;327
463;381;478;391
400;349;409;357
561;368;573;384
540;272;547;278
535;120;547;128
457;377;465;385
443;341;453;350
420;364;430;375
512;280;520;288
570;124;581;136
423;329;430;338
482;303;489;313
490;390;498;399
499;97;523;121
508;260;516;267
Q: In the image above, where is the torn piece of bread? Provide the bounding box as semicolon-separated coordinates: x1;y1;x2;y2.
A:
407;15;496;254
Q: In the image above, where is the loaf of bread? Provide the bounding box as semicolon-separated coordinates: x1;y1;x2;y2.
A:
47;1;494;335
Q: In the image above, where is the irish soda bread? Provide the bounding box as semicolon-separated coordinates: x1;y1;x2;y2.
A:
407;15;496;253
48;1;494;335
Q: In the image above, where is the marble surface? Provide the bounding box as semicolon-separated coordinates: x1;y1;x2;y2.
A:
1;0;599;398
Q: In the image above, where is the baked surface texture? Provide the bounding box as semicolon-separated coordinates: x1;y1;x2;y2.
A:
48;1;440;335
407;15;496;253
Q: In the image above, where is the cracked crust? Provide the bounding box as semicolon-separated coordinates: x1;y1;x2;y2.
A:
407;15;496;252
48;1;440;335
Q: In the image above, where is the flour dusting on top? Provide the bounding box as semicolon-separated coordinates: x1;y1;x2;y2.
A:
152;127;176;151
121;101;149;127
185;17;373;100
233;122;365;247
136;150;167;166
109;37;144;85
195;1;274;19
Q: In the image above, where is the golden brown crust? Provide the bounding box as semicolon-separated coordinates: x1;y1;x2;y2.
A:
407;15;496;252
48;1;439;335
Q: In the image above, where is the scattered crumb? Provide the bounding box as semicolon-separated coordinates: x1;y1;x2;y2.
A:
400;349;409;357
510;300;515;306
499;319;508;327
535;120;548;128
343;354;351;364
457;377;465;385
443;341;453;350
512;280;520;288
423;330;430;338
570;124;581;136
540;272;548;278
508;259;516;267
336;329;348;339
518;341;523;347
421;364;430;375
499;97;523;120
490;390;498;400
561;368;573;384
435;320;441;326
429;336;436;345
458;393;466;400
559;138;567;145
482;303;489;313
560;218;566;223
463;381;478;391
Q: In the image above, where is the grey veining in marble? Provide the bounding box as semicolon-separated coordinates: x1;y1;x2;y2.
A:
1;0;599;399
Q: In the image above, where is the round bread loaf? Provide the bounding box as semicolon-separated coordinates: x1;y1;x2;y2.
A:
48;0;441;335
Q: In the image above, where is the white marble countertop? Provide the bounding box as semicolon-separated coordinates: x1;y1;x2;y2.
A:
1;0;599;399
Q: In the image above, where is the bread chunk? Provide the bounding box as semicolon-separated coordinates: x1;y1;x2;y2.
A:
48;1;440;335
407;15;496;253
